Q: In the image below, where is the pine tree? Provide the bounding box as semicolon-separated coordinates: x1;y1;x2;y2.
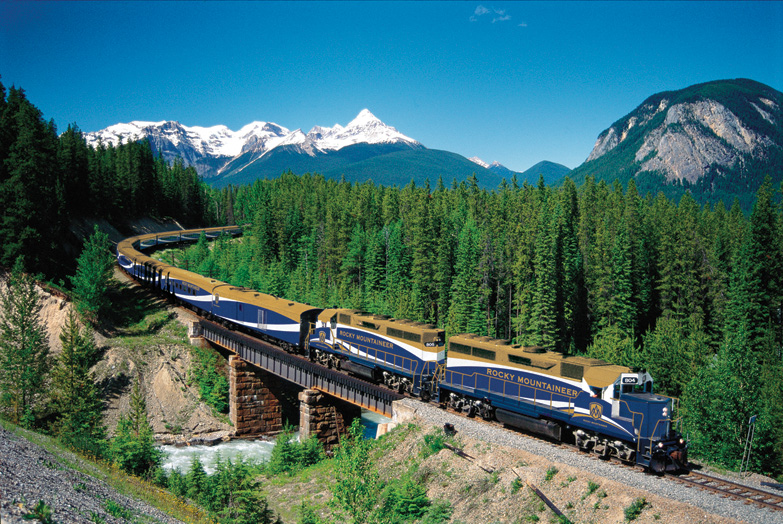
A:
0;258;50;426
70;225;115;321
50;310;105;455
448;218;484;336
530;199;559;348
110;376;162;477
329;418;381;524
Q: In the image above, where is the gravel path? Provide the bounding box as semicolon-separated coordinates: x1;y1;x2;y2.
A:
398;398;783;524
0;427;185;524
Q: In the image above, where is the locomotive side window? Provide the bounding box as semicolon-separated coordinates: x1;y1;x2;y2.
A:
472;347;496;361
450;342;472;355
402;331;421;343
508;354;532;366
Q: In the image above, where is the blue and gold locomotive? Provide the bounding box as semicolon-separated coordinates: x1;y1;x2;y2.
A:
117;226;687;472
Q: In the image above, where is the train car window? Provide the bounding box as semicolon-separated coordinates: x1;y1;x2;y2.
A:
339;314;351;325
450;342;472;355
561;362;584;380
508;354;532;366
402;331;421;343
472;347;496;361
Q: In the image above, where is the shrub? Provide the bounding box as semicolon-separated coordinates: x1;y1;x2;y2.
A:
624;497;648;521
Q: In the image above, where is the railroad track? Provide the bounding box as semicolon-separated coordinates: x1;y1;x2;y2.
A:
667;470;783;512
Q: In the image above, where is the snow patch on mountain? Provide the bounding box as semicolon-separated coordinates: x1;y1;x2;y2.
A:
469;156;490;168
83;109;421;178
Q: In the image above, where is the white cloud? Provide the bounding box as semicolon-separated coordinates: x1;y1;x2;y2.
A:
470;5;489;21
471;5;521;26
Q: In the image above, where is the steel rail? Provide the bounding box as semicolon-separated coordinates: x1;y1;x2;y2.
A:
667;470;783;512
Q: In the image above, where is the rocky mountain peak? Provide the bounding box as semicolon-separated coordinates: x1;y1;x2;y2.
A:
583;79;783;184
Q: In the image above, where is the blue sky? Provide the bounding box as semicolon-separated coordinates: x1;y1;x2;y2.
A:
2;1;782;171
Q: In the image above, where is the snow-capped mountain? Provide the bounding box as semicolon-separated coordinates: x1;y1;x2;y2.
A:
468;156;490;169
84;109;421;179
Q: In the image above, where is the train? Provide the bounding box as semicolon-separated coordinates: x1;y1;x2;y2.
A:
117;226;688;473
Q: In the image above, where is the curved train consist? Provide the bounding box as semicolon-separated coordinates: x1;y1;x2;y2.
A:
117;226;688;473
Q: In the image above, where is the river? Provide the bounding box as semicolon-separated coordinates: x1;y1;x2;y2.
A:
159;409;391;474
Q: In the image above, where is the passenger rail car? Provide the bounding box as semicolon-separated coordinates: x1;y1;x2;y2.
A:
116;226;321;351
116;227;687;472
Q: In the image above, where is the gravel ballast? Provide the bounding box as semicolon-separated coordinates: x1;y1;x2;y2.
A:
396;398;783;524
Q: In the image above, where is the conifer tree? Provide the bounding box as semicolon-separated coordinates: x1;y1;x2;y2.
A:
448;218;484;336
51;310;105;455
0;258;50;427
70;225;115;321
530;199;559;348
110;375;162;477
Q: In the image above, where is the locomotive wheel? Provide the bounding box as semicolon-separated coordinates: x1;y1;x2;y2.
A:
649;457;666;474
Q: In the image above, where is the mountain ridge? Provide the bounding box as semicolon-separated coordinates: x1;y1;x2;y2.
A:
569;78;782;209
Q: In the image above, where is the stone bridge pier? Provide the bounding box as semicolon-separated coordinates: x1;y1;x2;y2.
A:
227;355;361;447
228;355;299;436
298;389;362;451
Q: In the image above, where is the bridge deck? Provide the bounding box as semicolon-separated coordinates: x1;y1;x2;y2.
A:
197;320;403;417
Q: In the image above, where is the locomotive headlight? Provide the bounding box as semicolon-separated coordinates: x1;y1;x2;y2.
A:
657;442;664;449
679;438;684;445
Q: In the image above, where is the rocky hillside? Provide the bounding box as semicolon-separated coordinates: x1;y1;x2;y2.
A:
570;78;783;210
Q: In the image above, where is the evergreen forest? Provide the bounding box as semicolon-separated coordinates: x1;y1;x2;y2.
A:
0;80;214;279
1;77;782;482
202;172;783;476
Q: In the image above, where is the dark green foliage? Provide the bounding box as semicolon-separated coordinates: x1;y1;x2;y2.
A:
419;500;453;524
623;497;648;521
188;344;229;414
70;225;115;322
189;169;782;475
0;84;62;276
50;310;106;456
378;475;431;522
266;425;325;475
0;79;214;281
23;500;55;524
0;258;50;427
109;377;162;478
682;329;760;469
171;454;280;524
330;418;381;524
420;432;446;459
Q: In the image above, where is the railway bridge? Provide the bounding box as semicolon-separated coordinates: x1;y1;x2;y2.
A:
189;318;408;449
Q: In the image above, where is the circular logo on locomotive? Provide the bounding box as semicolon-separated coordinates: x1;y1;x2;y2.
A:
319;330;326;343
589;402;603;420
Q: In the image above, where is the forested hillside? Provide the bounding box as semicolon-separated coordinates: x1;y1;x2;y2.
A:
200;173;783;476
0;80;214;279
1;77;781;478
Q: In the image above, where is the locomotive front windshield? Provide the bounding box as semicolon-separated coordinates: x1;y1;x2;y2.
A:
423;331;445;347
